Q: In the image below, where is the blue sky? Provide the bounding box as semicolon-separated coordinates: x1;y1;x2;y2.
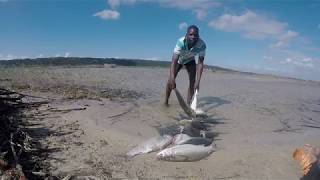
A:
1;0;320;81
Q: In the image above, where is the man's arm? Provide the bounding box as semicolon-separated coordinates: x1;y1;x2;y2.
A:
195;56;204;90
169;53;179;89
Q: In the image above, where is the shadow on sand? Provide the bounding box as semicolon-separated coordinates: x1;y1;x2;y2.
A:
198;96;231;112
154;96;231;143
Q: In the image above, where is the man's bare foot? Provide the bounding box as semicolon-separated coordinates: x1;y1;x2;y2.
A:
163;102;169;107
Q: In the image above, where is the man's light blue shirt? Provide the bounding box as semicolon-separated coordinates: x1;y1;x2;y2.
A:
173;36;206;65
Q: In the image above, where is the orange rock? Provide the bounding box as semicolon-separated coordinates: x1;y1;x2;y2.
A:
293;144;319;176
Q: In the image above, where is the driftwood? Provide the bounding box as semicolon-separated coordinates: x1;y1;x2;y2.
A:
0;87;54;100
49;107;86;113
0;159;8;170
108;106;134;119
31;171;47;176
174;89;194;118
0;87;46;179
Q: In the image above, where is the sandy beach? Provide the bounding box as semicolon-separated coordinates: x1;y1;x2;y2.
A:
1;65;320;179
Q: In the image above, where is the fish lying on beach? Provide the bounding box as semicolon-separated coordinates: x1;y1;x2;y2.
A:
180;121;217;138
190;89;198;111
175;88;207;119
181;123;202;137
190;89;207;117
178;119;208;129
157;144;215;162
172;133;213;146
191;120;209;130
195;109;207;117
178;119;193;126
174;89;194;117
127;135;173;158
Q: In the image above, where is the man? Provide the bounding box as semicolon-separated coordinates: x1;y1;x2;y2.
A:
164;25;206;106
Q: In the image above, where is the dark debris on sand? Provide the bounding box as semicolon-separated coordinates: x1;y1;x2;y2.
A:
0;87;50;180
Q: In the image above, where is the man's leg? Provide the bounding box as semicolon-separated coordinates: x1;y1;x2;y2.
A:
185;60;196;105
165;64;182;106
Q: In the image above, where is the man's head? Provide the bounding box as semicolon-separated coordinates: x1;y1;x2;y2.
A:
186;25;199;46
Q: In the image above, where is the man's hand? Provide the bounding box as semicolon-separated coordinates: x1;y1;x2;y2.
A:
194;81;199;91
169;78;176;90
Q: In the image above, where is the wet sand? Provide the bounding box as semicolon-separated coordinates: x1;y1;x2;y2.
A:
2;66;320;179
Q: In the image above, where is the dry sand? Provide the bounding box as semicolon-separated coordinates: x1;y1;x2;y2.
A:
2;66;320;179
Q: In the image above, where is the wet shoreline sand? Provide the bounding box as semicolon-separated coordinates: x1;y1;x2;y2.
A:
1;65;320;179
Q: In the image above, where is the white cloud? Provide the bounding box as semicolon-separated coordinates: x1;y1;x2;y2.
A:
7;54;17;60
179;22;188;30
263;49;320;76
286;58;292;63
302;57;312;62
263;56;273;61
193;9;207;20
209;11;286;39
280;56;314;68
0;54;17;60
146;57;159;60
279;57;291;64
108;0;136;9
158;0;220;20
209;11;298;48
255;53;320;80
273;30;298;48
158;0;220;11
105;0;220;20
93;10;120;20
64;52;70;58
0;54;30;60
